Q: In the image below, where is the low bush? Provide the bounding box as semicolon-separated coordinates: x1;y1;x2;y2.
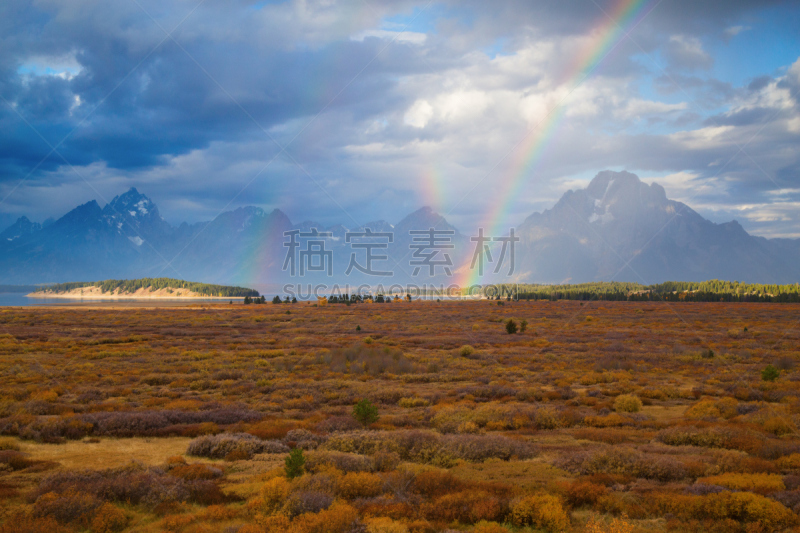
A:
565;480;610;507
364;517;409;533
647;490;797;530
698;473;785;493
33;462;231;509
471;521;511;533
283;490;334;517
286;501;358;533
557;447;686;481
315;416;361;433
423;490;507;523
90;502;128;533
0;450;34;470
32;490;102;528
0;437;20;451
187;433;288;459
337;471;383;499
305;450;374;473
612;394;642;413
323;430;536;464
0;514;72;533
510;493;570;532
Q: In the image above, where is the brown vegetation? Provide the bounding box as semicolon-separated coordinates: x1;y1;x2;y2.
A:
0;300;799;531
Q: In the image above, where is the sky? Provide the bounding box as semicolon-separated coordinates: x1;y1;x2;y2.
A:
1;0;799;237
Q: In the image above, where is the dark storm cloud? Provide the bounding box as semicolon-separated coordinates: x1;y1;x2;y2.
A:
0;0;799;236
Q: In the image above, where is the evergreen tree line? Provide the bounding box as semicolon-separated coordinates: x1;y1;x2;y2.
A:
493;280;800;303
45;278;259;297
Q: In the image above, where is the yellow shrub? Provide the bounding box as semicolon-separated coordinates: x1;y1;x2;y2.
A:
257;477;291;513
0;438;20;451
364;517;409;533
510;493;569;532
398;397;430;408
684;400;721;419
613;394;641;413
703;491;797;529
338;471;383;499
699;473;785;493
585;515;634;533
458;421;481;434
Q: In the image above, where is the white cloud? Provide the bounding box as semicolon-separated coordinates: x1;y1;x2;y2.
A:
616;99;688;120
664;35;714;70
723;25;750;40
404;99;433;128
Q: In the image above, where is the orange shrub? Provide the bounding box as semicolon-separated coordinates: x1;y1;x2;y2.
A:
364;517;409;533
647;490;797;529
198;505;239;521
0;514;72;533
424;490;505;524
286;502;358;533
170;463;223;480
763;417;795;436
510;493;569;532
411;471;465;498
160;514;195;531
90;503;127;533
565;480;609;507
777;453;800;470
338;471;383;499
698;473;785;493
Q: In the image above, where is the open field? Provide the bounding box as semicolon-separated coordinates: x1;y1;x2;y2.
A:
0;300;799;532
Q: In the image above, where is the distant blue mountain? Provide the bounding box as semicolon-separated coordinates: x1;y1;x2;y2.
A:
1;172;798;285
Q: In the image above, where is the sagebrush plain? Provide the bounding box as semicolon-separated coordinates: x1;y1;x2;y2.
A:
0;300;799;532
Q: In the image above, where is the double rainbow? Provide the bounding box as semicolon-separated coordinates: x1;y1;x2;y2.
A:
456;0;658;289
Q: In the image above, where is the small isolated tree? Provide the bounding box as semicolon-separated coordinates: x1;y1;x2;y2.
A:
244;296;252;305
356;325;361;331
762;364;780;382
284;448;305;479
353;398;379;427
291;297;297;304
520;320;528;333
272;295;281;304
506;319;518;334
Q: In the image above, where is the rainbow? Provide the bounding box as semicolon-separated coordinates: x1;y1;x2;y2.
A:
457;0;658;290
419;165;446;212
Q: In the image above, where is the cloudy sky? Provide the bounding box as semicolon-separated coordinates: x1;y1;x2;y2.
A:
1;0;799;237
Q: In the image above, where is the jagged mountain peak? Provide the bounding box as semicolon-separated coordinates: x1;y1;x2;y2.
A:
394;205;457;234
0;216;41;242
105;187;155;218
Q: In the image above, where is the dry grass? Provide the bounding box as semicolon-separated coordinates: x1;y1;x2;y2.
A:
18;437;193;469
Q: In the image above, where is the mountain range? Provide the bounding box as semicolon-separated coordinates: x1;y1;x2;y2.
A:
1;170;798;287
